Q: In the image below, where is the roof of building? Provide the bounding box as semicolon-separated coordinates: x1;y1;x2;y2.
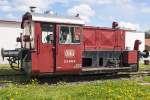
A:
0;20;21;24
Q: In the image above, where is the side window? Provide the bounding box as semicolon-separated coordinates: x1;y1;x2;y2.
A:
60;26;81;44
73;27;81;43
41;23;54;44
60;26;70;43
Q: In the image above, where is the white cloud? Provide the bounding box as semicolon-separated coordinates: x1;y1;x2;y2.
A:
0;0;148;31
1;5;13;12
79;0;136;15
114;0;136;14
97;0;112;4
6;13;16;19
11;0;54;12
67;4;95;23
141;7;150;13
80;0;133;7
0;0;9;6
53;0;69;4
118;21;140;30
80;0;112;5
0;0;69;13
0;0;13;12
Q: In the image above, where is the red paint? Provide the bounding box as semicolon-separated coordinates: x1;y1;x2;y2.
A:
123;50;138;64
31;24;135;74
56;44;82;72
56;25;82;72
83;26;125;51
32;22;54;73
31;24;82;73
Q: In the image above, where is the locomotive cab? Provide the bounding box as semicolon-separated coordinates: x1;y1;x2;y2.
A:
20;12;84;74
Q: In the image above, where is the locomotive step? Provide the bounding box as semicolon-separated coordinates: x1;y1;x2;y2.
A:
82;67;132;74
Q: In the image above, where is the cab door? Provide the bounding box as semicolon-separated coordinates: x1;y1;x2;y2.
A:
32;22;55;73
56;25;82;72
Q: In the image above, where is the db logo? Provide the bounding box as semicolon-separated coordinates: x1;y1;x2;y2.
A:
64;49;75;58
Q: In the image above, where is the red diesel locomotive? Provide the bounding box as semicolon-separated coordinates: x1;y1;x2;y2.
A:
1;12;149;75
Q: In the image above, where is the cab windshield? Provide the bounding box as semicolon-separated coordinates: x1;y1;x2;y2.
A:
60;26;81;44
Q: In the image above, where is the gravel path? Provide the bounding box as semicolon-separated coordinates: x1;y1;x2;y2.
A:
140;82;150;86
0;83;7;89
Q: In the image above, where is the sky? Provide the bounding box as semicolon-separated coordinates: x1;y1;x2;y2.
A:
0;0;150;31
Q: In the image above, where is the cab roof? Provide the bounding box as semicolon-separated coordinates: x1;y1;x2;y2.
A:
22;12;85;25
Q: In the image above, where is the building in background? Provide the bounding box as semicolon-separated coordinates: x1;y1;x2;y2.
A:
0;20;21;64
125;31;145;52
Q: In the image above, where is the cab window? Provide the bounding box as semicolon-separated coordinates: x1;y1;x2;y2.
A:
60;26;81;44
41;23;54;44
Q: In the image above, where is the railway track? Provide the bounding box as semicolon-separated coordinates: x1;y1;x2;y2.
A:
0;73;26;83
118;71;150;76
37;71;150;84
0;71;149;84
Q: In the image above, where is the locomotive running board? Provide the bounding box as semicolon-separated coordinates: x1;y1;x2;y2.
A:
32;67;133;77
81;67;132;75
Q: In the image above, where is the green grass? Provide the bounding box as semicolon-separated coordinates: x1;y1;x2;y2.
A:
0;64;27;83
139;63;150;71
0;65;16;75
0;64;150;100
0;64;22;75
0;80;150;100
143;76;150;83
